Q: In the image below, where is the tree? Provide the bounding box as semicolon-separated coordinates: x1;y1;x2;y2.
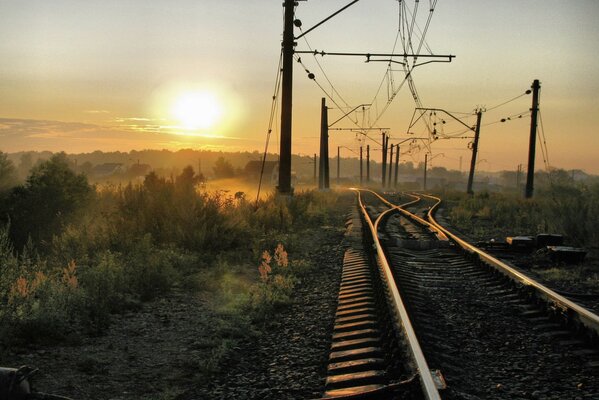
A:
17;153;33;180
0;152;17;192
212;157;235;179
4;153;93;249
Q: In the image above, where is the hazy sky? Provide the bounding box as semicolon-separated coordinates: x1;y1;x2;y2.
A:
1;0;598;172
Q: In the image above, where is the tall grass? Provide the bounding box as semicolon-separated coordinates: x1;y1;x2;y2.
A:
445;174;599;249
0;167;344;345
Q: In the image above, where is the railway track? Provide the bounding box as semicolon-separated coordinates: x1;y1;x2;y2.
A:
321;190;599;399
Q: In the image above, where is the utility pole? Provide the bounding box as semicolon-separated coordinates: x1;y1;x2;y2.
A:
366;145;370;183
278;0;295;195
423;153;428;191
336;146;340;185
360;146;363;185
313;153;317;184
467;109;483;195
525;79;540;199
319;97;329;189
388;144;394;188
381;132;388;187
394;145;399;188
516;164;522;191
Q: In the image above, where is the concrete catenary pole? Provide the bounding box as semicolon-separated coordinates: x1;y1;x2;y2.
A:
319;98;329;189
360;146;363;186
278;0;295;194
336;146;340;185
424;153;428;191
366;144;370;183
525;79;540;199
394;145;400;188
467;109;483;194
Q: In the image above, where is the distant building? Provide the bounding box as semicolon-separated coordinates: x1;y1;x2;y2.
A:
244;160;279;186
93;163;125;177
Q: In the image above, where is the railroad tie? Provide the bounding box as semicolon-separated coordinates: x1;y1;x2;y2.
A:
323;248;389;399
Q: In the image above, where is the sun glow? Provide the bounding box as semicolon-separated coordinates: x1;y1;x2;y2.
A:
171;91;223;130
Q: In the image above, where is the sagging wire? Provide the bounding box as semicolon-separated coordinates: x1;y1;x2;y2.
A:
297;26;358;125
295;55;368;134
256;51;284;207
538;109;550;171
486;90;531;112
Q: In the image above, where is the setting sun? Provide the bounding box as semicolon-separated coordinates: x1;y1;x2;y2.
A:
171;91;223;130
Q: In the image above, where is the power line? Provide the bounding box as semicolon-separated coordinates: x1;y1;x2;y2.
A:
486;90;531;112
256;51;284;205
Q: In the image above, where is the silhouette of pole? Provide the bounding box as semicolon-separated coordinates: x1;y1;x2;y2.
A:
313;153;317;184
366;145;370;183
336;146;340;185
467;109;483;195
525;79;540;199
394;145;399;188
423;153;428;190
389;144;396;188
381;132;387;187
278;0;295;195
319;98;329;189
360;146;363;185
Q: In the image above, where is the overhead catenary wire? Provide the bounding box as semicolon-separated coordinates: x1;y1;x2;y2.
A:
298;27;359;125
486;90;531;112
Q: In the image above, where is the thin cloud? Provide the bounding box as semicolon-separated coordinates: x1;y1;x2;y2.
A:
0;117;249;153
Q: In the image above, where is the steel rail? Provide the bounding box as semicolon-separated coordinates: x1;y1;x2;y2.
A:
419;193;599;337
353;189;441;400
365;190;448;241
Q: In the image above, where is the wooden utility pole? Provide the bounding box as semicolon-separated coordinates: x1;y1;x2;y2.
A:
388;144;394;188
278;0;295;194
394;145;399;188
319;98;329;189
336;146;340;185
366;145;370;183
360;146;363;185
423;153;428;190
525;79;540;199
381;132;388;187
467;109;483;195
313;153;317;184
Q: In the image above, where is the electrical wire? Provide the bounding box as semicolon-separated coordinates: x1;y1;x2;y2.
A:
538;109;550;170
256;51;283;206
298;27;358;124
486;91;530;112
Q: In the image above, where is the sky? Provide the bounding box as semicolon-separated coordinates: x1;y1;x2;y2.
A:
1;0;599;173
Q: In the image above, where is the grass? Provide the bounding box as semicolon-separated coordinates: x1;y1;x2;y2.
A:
439;176;599;292
0;172;350;385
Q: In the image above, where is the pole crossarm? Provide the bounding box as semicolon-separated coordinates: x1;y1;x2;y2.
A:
409;107;475;133
329;127;389;131
367;58;454;68
295;0;361;40
295;50;455;62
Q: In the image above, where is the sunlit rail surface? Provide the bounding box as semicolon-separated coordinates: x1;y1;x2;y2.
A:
322;189;599;399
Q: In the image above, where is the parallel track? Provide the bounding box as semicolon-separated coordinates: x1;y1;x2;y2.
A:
322;190;599;399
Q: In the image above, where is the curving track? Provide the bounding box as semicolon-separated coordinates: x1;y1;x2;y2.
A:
322;190;599;399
